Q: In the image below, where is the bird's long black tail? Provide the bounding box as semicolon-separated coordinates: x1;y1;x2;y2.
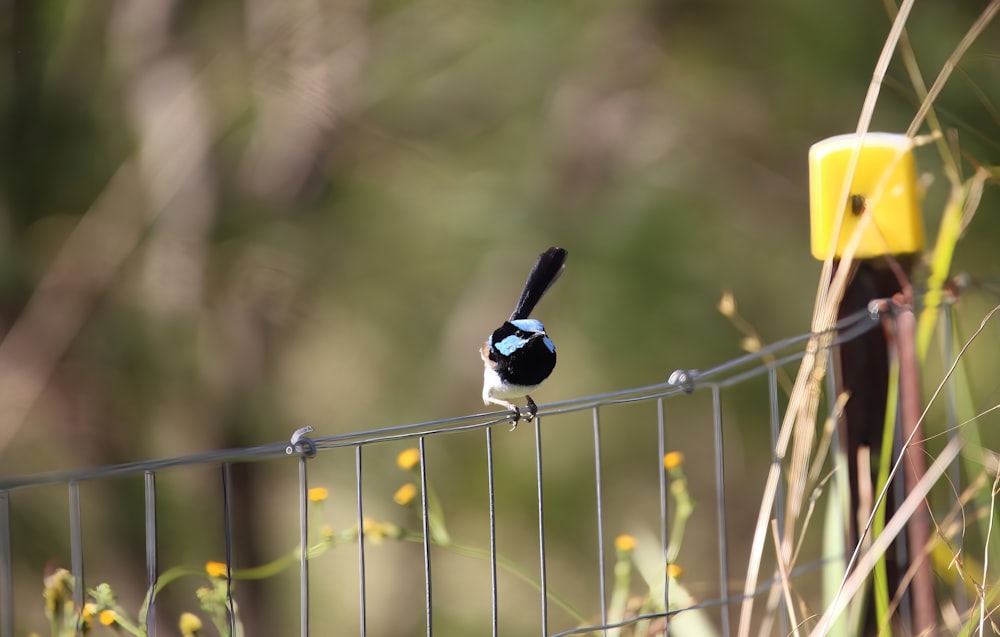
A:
510;247;568;321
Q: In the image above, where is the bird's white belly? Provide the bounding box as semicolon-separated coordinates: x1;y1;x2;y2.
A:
482;367;539;402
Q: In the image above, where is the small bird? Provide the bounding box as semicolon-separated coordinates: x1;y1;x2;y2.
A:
481;247;568;428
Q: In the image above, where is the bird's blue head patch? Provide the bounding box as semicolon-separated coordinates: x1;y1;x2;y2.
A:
491;319;555;356
509;319;545;333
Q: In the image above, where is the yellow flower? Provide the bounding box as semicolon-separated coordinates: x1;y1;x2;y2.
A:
718;291;736;317
99;609;116;626
179;611;203;636
666;563;684;579
205;561;228;578
394;483;418;506
80;602;98;626
397;448;420;471
359;517;403;544
308;487;329;503
740;336;761;353
663;451;684;470
615;534;637;552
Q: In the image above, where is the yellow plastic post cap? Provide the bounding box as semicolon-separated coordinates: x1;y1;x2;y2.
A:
809;133;924;260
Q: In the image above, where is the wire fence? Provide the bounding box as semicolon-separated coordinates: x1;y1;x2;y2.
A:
0;303;976;636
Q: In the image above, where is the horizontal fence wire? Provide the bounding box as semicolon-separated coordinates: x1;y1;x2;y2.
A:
0;306;879;492
0;305;896;636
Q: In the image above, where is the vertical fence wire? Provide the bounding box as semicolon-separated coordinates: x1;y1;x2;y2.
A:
0;492;11;637
656;398;669;633
418;437;432;636
592;407;608;635
68;480;84;631
767;369;784;536
535;416;549;636
355;446;367;637
766;368;788;637
710;386;730;637
144;471;158;637
298;455;310;637
221;464;236;636
485;427;499;637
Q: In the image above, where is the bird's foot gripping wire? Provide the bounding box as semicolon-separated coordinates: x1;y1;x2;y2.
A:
508;410;521;431
509;396;538;431
526;396;538;421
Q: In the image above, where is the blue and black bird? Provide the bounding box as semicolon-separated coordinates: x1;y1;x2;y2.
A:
480;247;567;427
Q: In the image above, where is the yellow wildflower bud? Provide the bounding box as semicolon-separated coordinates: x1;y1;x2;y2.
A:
99;610;116;626
663;451;684;470
360;517;403;544
80;602;97;631
308;487;329;503
179;611;203;636
394;483;418;506
740;336;761;353
718;291;736;317
397;448;420;471
666;563;684;578
614;534;637;552
205;561;228;578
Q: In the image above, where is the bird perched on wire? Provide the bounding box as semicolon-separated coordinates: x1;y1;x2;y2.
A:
480;247;568;428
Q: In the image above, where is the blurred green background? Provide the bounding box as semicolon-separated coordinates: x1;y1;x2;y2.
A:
1;0;998;635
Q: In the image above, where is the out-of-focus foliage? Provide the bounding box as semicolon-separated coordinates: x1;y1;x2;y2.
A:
0;0;997;634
